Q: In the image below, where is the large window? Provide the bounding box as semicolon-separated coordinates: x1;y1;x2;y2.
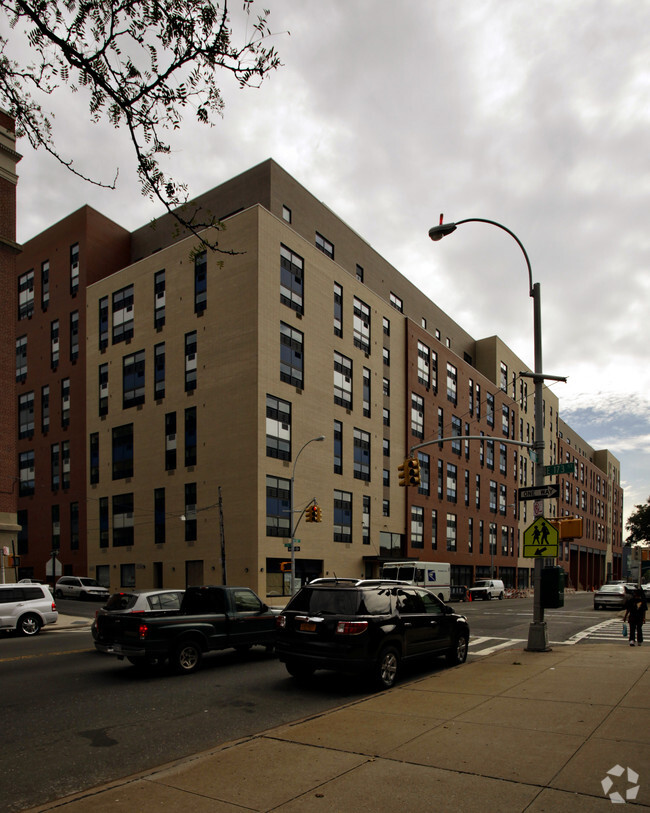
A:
154;342;165;400
417;452;430;496
112;493;134;547
353;297;370;353
280;322;303;389
417;341;430;387
194;251;207;313
266;475;290;537
62;440;70;489
122;350;145;408
18;391;34;438
411;506;424;549
334;420;342;474
185;331;197;392
50;319;59;369
51;443;60;490
18;270;34;320
333;351;352;409
69;311;79;361
41;385;50;432
333;490;352;543
112;424;134;480
99;296;109;349
165;412;177;470
16;335;27;381
41;260;50;310
362;368;371;417
99;498;109;548
19;450;35;496
446;362;457;404
446;463;457;503
61;378;70;427
280;244;304;314
333;282;342;337
353;428;370;481
154;270;165;329
70;242;80;294
266;395;291;460
112;285;134;344
98;363;109;416
185;407;197;466
411;393;424;439
446;513;457;552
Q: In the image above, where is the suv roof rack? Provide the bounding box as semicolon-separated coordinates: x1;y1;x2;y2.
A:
307;578;410;587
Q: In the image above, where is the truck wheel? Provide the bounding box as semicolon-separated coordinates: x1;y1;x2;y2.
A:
172;641;203;674
17;613;41;636
447;633;468;666
372;646;400;690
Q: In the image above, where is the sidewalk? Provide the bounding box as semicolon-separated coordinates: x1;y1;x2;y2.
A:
25;641;650;812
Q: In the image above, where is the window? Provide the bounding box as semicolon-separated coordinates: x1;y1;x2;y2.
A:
353;428;370;481
154;488;166;544
69;311;79;361
280;244;304;314
486;439;494;470
120;563;136;588
99;296;109;350
18;270;34;319
362;495;370;545
315;231;334;259
112;285;134;344
333;351;353;409
431;509;438;549
333;282;342;337
418;452;430;496
280;322;304;389
16;335;27;381
123;350;146;408
353;297;370;353
383;499;390;517
185;407;197;466
185;331;197;392
500;361;508;392
70;242;80;294
41;385;50;432
383;316;390;335
70;502;79;550
99;363;109;416
282;204;292;223
382;407;390;427
356;264;364;283
411;393;424;438
411;506;424;548
389;292;403;312
502;405;509;436
194;250;207;313
489;480;497;512
99;498;109;548
486;392;495;427
52;504;60;550
113;493;134;547
333;490;352;543
61;378;70;427
266;475;290;537
446;513;457;551
165;412;177;470
112;424;134;480
18;391;34;438
499;443;507;475
499;484;507;515
184;483;197;541
431;350;438;391
41;260;49;310
266;394;291;460
446;463;457;503
383;438;390;458
446;362;457;404
51;443;60;490
62;440;71;489
476;474;481;508
383;468;389;486
154;270;165;329
334;420;342;474
154;342;165;400
417;341;430;387
90;432;99;485
451;415;462;455
382;377;390;397
383;347;390;367
468;517;474;553
19;450;35;496
465;470;470;506
50;320;59;368
362;368;371;417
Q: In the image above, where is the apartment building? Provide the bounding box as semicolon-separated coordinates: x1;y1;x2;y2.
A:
14;159;623;595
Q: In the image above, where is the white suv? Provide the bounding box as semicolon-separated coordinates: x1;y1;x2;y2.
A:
0;583;58;635
55;576;110;601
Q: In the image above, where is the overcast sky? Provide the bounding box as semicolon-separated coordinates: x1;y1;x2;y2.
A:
9;1;650;530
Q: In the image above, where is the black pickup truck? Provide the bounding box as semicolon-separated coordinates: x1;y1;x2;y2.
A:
97;585;278;674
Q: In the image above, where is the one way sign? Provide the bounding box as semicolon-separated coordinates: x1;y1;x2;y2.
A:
518;484;559;501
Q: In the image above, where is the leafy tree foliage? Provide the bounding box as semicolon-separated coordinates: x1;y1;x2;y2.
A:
0;0;281;248
626;497;650;545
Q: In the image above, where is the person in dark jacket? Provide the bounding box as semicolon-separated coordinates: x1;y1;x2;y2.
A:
623;588;648;646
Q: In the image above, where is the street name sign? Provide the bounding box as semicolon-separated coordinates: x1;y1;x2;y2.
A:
544;462;576;476
523;517;559;558
518;484;559;501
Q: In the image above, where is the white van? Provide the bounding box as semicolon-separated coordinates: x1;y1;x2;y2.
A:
0;582;58;635
381;562;451;602
468;579;505;601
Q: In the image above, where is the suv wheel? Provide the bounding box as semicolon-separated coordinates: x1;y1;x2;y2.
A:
373;646;400;690
447;633;468;666
18;613;42;636
55;589;63;599
172;640;203;674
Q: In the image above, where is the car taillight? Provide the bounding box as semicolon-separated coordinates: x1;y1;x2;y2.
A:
138;624;148;640
336;621;368;635
276;615;286;629
51;602;57;611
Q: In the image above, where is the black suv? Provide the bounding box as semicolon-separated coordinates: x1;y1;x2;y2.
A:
275;579;469;689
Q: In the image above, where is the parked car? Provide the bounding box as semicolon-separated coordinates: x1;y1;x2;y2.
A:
275;579;470;690
55;576;110;601
0;582;58;636
593;584;628;610
92;589;185;653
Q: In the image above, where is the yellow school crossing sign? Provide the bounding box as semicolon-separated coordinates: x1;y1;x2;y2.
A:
523;517;559;558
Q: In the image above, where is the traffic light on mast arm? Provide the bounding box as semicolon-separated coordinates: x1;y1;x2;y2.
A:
313;504;322;522
305;506;314;522
398;457;420;487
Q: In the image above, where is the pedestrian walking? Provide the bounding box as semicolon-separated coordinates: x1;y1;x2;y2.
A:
623;587;647;646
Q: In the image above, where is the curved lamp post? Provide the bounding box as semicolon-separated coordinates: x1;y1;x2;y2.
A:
429;216;550;652
290;435;325;595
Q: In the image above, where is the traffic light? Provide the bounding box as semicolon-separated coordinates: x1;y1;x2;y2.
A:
305;506;314;522
398;457;420;487
280;561;291;573
313;505;322;522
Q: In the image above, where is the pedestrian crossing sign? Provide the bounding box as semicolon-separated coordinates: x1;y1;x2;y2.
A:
523;517;559;558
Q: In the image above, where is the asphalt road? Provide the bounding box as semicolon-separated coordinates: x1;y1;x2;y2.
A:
0;591;610;812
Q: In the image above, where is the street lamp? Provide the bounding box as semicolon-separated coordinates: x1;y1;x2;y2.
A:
289;435;325;595
428;215;556;652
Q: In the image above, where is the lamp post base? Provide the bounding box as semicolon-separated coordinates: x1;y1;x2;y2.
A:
525;621;551;652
